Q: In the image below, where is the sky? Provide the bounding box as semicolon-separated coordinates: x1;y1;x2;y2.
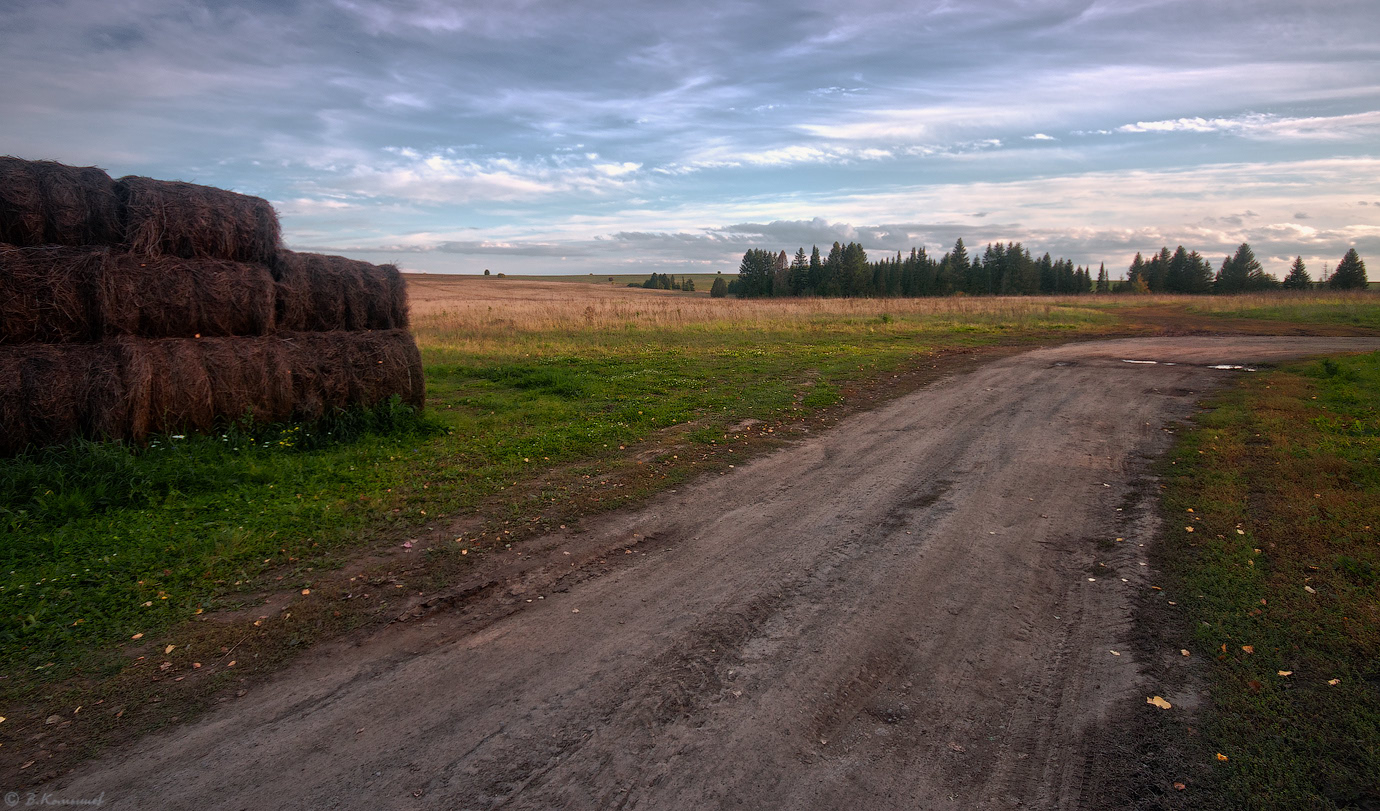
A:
2;0;1378;279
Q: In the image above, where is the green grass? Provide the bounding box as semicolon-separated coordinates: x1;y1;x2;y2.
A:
1160;350;1380;809
0;401;440;677
1190;294;1380;330
0;305;1112;686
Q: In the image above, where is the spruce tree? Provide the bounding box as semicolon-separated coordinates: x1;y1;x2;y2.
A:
843;242;871;297
1096;263;1109;293
1282;256;1311;290
1329;248;1368;290
1127;253;1146;289
1216;243;1265;293
737;249;776;297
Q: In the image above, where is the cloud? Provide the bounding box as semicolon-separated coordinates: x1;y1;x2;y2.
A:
337;151;645;203
1023;133;1056;141
1117;111;1380;141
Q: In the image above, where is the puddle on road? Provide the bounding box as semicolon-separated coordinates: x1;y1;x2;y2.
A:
1122;360;1255;371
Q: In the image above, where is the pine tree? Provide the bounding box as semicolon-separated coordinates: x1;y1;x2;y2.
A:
1127;253;1146;290
843;242;870;297
737;249;776;297
1329;248;1368;290
1166;246;1190;293
1186;251;1213;293
1282;256;1311;290
1216;243;1267;293
710;277;728;298
1096;263;1110;293
807;245;823;294
822;242;844;296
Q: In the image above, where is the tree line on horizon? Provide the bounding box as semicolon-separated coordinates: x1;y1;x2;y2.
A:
719;239;1369;298
1127;243;1367;294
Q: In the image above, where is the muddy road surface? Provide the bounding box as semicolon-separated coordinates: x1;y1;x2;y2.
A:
46;337;1380;810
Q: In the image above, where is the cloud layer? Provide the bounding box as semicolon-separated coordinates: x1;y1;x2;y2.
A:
2;0;1377;277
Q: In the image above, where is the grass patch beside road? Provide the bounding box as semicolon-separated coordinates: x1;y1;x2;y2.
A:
1160;350;1380;809
0;289;1114;690
1186;291;1380;330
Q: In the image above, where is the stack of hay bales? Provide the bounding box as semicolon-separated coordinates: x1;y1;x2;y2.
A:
0;157;423;456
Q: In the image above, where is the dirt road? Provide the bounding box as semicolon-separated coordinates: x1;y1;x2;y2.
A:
43;337;1380;810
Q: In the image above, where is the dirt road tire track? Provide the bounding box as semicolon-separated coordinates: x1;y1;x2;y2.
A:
43;336;1380;810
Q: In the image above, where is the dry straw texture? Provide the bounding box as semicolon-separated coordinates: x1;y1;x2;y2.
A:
0;244;106;343
0;344;123;456
1;332;424;453
1;247;277;342
0;157;121;247
274;251;409;332
117;175;281;263
102;255;277;339
280;330;424;421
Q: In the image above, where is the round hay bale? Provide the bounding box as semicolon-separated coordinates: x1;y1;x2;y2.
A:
279;330;424;417
352;329;425;408
281;332;354;416
142;338;215;435
17;344;86;448
110;336;154;443
117;176;281;263
77;344;128;442
0;157;120;246
0;344;126;454
382;264;410;329
0;245;107;343
0;157;47;246
199;337;294;426
273;251;407;331
36;161;121;245
101;255;276;338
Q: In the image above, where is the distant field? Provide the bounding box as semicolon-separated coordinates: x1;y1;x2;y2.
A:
430;271;727;290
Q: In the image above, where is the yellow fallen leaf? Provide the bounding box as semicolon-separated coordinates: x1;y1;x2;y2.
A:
1328;679;1341;686
131;633;143;640
194;608;204;615
1147;696;1172;710
1217;753;1229;762
1278;671;1292;676
301;589;311;596
1185;526;1194;532
165;644;175;654
1181;649;1191;656
1242;645;1254;654
0;716;6;724
1110;650;1121;656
